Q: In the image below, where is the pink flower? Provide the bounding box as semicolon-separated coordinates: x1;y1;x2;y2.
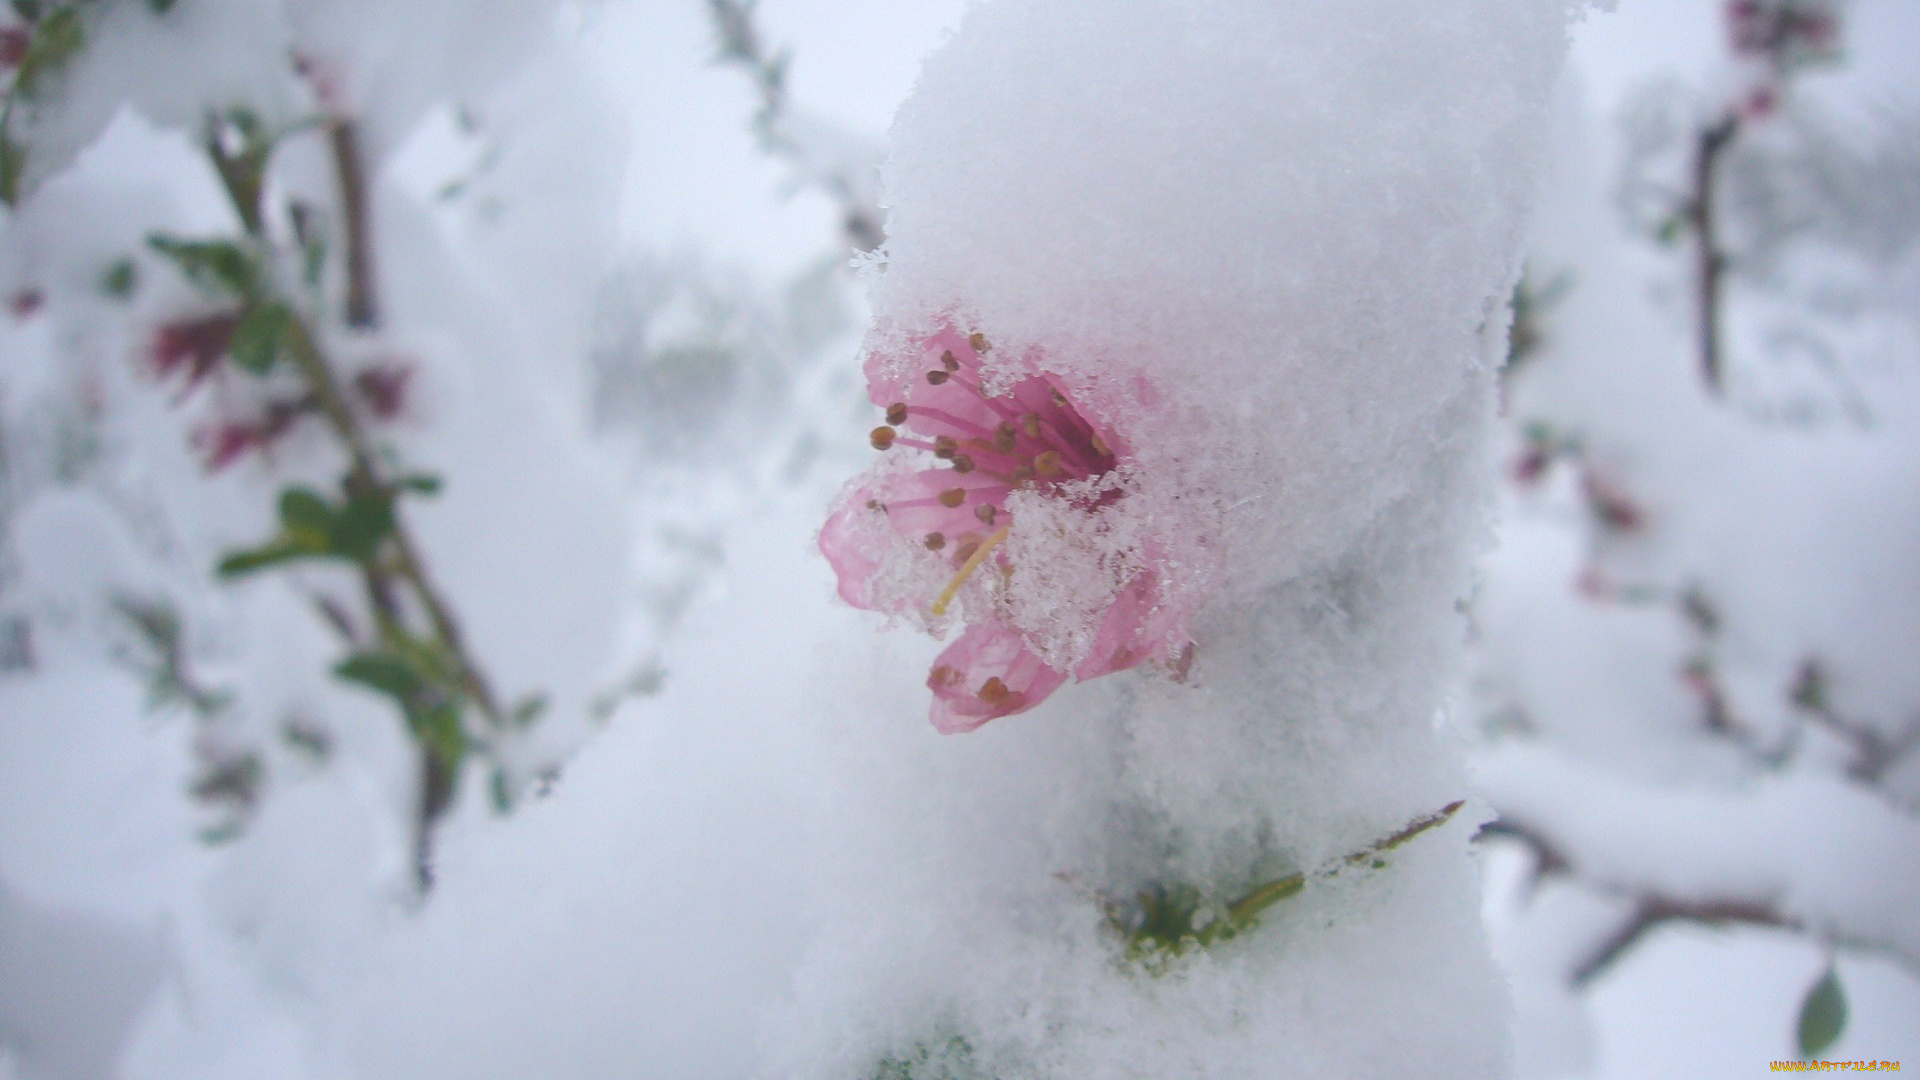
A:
0;25;28;70
151;315;240;396
820;323;1193;733
190;397;314;471
351;361;414;421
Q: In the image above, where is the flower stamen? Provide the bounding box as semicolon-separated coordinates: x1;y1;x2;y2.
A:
931;525;1011;616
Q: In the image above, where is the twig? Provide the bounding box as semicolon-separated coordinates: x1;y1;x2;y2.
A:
1485;814;1919;987
205;103;503;890
1691;115;1740;395
329;119;379;329
1793;658;1920;787
280;296;500;891
1573;893;1796;986
706;0;884;252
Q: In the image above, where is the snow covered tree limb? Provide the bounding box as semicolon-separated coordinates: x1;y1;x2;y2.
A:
706;0;884;252
1479;743;1920;986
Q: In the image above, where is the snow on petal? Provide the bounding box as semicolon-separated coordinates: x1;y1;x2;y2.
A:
820;320;1193;731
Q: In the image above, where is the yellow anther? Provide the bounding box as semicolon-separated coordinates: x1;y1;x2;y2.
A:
925;532;946;551
886;402;908;425
871;426;897;450
1020;413;1042;439
930;525;1010;616
927;369;951;385
969;332;991;353
934;436;958;459
938;487;966;508
1034;450;1063;476
941;349;960;371
975;503;998;525
994;422;1017;453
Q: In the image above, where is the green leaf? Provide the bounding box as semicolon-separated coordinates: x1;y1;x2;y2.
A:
334;651;424;702
146;234;258;298
216;539;316;578
296;210;328;288
229;301;292;374
99;257;137;299
205;107;276;234
410;699;467;771
510;693;548;730
277;486;335;535
216;487;341;576
11;1;43;22
1797;966;1847;1059
331;491;395;562
0;131;25;207
393;473;443;496
14;6;85;101
489;766;514;814
147;0;177;13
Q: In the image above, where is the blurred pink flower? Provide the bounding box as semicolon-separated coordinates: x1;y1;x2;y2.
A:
191;397;312;471
0;25;28;70
151;315;239;396
820;324;1191;733
1725;0;1839;72
351;361;414;421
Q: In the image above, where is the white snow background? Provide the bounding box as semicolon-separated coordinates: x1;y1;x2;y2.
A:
0;0;1915;1078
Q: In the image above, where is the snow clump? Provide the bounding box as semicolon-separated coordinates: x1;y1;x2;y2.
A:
787;0;1579;1076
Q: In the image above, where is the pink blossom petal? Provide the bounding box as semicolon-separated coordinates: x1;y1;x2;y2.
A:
876;469;1012;549
819;494;884;610
927;622;1069;733
1074;570;1188;681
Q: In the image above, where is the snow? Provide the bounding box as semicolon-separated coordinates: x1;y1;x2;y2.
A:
778;0;1571;1073
1;0;1916;1077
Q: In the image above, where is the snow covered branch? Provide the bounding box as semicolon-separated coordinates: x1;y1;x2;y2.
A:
707;0;884;252
1479;743;1920;986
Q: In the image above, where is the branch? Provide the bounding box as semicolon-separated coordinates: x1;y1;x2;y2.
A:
1487;816;1801;985
1572;891;1797;986
706;0;885;252
329;118;378;329
1691;114;1739;395
1793;657;1920;787
1477;742;1920;988
198;99;508;891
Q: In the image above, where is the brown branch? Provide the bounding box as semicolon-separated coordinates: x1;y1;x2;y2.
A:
281;314;502;725
204;109;508;888
1486;815;1799;984
330;119;379;330
1691;114;1739;395
1792;658;1920;787
1572;893;1796;986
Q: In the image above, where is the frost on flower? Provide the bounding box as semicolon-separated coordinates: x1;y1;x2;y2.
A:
820;323;1194;732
